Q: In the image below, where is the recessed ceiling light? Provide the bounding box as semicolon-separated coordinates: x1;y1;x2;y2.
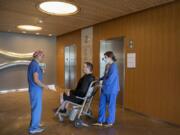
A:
17;25;42;31
38;1;79;16
38;20;43;23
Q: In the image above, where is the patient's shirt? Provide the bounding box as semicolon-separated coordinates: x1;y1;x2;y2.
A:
73;74;95;97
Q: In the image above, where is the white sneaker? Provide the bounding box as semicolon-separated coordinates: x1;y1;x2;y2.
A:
29;128;45;134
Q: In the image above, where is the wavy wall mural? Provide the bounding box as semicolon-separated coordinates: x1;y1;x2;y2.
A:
0;49;33;70
0;49;33;59
0;60;31;70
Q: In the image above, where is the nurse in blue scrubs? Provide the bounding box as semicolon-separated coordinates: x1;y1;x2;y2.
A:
93;51;120;127
28;50;49;134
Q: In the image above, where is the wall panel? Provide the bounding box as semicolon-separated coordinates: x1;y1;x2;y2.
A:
57;1;180;125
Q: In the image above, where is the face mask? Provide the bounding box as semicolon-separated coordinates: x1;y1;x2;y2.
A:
103;58;108;63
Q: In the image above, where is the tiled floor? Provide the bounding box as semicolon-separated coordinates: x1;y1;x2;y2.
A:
0;90;179;135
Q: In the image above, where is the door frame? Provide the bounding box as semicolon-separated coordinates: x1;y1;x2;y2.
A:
64;44;77;89
99;36;126;111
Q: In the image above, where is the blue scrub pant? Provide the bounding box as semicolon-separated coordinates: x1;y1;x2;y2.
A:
29;87;42;131
98;93;117;124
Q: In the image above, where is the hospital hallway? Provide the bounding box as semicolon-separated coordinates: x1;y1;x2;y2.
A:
0;90;179;135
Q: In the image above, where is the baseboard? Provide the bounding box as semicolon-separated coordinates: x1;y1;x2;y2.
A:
124;107;180;128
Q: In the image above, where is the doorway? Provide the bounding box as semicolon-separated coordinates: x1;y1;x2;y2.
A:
100;37;125;109
64;45;77;89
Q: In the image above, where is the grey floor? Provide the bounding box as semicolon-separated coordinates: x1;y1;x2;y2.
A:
0;90;180;135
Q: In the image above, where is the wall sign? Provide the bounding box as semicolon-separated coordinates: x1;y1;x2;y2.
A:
127;53;136;68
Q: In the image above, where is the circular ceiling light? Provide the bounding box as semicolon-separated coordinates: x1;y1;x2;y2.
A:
38;1;79;16
17;25;42;31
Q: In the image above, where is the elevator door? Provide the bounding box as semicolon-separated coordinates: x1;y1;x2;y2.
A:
64;45;77;89
100;37;125;108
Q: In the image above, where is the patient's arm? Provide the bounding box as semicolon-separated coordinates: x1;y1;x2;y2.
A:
65;89;70;96
60;93;64;104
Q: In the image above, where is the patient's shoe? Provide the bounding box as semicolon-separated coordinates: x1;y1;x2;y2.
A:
92;122;103;127
59;108;67;114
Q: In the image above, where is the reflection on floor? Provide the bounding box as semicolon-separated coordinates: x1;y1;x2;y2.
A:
0;90;179;135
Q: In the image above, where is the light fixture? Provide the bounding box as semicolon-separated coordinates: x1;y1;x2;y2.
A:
17;25;42;31
38;1;79;16
36;33;40;35
48;34;52;36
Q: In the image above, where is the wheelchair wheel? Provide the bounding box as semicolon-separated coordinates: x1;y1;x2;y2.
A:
74;119;83;128
86;109;93;118
87;109;93;116
58;113;64;122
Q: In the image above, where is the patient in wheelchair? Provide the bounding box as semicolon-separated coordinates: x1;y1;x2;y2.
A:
58;62;95;114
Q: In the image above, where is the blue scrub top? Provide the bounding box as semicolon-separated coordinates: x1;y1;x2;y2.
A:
27;59;43;89
101;63;120;94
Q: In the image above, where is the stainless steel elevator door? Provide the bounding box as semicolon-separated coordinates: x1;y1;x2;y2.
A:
64;45;77;89
100;37;125;107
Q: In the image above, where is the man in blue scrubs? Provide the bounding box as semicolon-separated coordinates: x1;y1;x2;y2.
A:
28;50;49;134
93;51;120;127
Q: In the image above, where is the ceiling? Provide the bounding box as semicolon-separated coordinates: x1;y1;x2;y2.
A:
0;0;174;36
